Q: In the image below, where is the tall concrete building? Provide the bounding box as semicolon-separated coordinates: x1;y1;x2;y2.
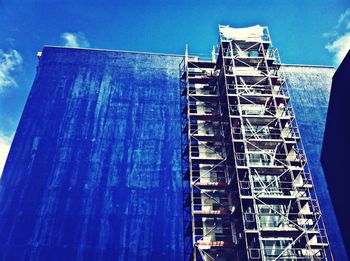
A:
0;48;184;259
0;26;346;260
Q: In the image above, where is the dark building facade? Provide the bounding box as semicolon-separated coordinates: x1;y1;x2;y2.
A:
322;51;350;259
0;46;346;260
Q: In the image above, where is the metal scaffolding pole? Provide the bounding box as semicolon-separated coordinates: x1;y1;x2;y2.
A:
181;25;333;261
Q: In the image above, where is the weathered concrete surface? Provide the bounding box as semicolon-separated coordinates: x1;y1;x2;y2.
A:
0;48;346;260
284;64;347;261
0;47;184;260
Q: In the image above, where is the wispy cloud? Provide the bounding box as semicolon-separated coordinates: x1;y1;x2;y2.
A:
338;9;350;30
324;8;350;66
325;33;350;66
61;32;90;48
0;49;23;92
0;132;13;177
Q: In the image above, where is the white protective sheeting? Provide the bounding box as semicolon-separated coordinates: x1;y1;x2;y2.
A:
219;25;265;42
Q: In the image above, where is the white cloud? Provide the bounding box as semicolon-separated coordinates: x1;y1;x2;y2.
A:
0;49;23;91
0;132;13;177
61;32;90;48
325;33;350;65
338;8;350;29
324;9;350;66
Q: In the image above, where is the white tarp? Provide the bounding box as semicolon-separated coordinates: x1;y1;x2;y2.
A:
219;25;265;42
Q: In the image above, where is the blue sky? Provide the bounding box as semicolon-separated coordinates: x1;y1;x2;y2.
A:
0;0;350;173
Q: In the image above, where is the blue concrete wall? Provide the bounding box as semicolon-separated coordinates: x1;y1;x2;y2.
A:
284;65;348;261
0;47;345;260
0;47;184;260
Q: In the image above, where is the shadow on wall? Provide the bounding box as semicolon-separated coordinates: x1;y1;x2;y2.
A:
321;50;350;260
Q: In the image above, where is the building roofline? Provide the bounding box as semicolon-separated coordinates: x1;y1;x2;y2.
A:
42;46;335;68
282;63;334;69
43;45;187;57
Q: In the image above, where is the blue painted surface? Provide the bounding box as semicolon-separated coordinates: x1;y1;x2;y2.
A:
284;65;348;261
0;48;346;260
0;47;184;260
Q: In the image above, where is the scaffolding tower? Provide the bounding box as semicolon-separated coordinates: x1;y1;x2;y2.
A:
180;25;333;261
